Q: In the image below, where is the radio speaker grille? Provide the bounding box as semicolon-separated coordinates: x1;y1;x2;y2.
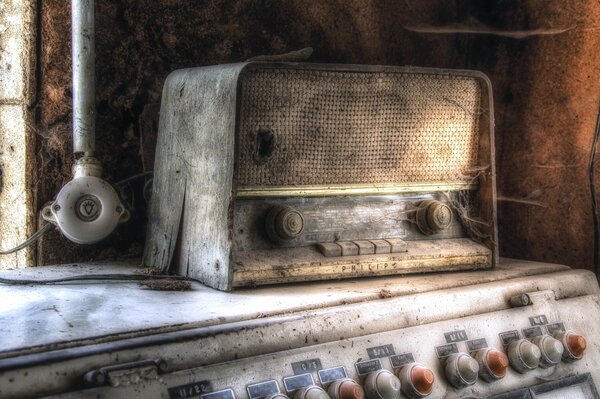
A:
237;69;482;187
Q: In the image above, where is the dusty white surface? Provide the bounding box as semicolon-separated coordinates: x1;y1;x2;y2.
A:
0;259;573;356
0;0;36;269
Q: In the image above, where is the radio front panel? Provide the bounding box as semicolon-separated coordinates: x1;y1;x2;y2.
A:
144;63;497;290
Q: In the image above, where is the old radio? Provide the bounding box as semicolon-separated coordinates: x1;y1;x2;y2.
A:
144;63;498;290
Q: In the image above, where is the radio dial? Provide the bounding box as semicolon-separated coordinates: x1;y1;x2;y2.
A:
266;206;305;243
415;200;453;235
293;386;329;399
474;347;509;382
507;339;541;373
327;379;365;399
554;330;587;361
364;369;401;399
444;353;479;388
397;363;435;398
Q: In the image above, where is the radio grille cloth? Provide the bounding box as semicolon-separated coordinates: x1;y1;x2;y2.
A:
238;69;482;186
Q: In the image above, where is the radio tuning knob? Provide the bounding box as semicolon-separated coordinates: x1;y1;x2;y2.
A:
265;206;305;243
364;369;401;399
415;200;453;235
474;347;509;382
554;330;587;361
444;353;479;388
293;386;329;399
507;339;541;373
327;378;365;399
397;363;435;398
531;335;564;368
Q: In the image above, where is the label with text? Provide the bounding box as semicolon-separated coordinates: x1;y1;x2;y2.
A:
444;330;468;343
201;389;235;399
389;353;415;368
168;381;213;399
247;381;280;399
546;322;566;335
466;338;488;351
318;367;347;385
435;343;459;358
499;330;521;346
355;359;383;375
283;374;314;393
292;359;322;375
367;344;396;359
529;315;548;326
522;326;544;338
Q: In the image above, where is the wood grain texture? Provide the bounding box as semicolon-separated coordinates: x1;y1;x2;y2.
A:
144;65;244;290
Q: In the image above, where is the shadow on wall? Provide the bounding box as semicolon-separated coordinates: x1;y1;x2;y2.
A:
36;0;600;272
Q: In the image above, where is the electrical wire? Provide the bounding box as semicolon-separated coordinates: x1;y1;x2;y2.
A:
0;273;189;285
0;223;53;255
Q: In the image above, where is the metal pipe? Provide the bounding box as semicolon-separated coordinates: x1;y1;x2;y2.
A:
72;0;96;155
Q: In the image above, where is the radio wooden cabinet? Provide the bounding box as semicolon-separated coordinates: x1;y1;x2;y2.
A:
144;63;498;290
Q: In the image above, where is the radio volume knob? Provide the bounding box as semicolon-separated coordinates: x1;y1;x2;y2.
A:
397;363;435;398
415;200;453;235
507;339;541;373
266;206;305;243
444;353;479;388
364;369;401;399
554;330;587;361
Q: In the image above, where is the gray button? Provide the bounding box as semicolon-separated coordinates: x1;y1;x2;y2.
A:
317;242;342;257
385;238;407;253
353;240;375;255
369;240;391;254
338;241;359;256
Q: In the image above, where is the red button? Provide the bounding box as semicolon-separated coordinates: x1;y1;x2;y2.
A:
411;365;435;395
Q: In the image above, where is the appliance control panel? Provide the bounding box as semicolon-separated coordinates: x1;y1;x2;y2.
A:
51;288;600;399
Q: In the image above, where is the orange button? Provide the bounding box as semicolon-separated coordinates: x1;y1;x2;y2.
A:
486;349;509;378
411;365;435;395
339;380;365;399
567;332;587;358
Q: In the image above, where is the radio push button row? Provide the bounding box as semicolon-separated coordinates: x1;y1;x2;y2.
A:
266;206;305;243
397;363;435;398
327;379;365;399
531;335;564;368
364;369;401;399
554;330;587;361
474;348;509;382
293;386;330;399
507;339;541;373
415;200;453;235
444;353;479;388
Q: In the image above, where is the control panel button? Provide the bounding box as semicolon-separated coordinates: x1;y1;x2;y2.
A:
266;206;305;243
364;369;401;399
397;363;435;398
267;395;290;399
554;330;587;361
474;348;509;382
293;386;330;399
507;339;541;373
531;335;564;368
415;200;453;235
327;379;365;399
444;353;479;388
